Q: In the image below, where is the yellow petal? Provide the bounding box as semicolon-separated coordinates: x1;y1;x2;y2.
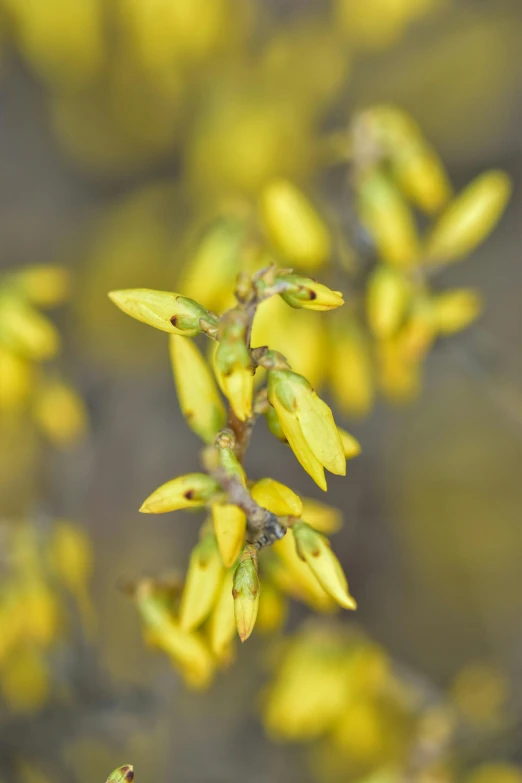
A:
251;478;302;517
260;179;331;269
272;532;335;612
211;503;246;567
338;428;361;460
432;289;482;334
293;523;357;610
140;473;219;514
293;388;346;476
0;296;59;360
300;499;343;534
233;545;260;642
208;569;236;658
366;265;411;338
169;335;226;443
329;325;374;418
179;534;224;632
425;170;511;264
221;367;253;422
10;265;70;307
272;399;326;490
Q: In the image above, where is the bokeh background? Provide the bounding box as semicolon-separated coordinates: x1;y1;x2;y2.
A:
0;0;521;781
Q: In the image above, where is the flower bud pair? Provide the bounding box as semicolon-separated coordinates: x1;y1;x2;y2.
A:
267;369;345;490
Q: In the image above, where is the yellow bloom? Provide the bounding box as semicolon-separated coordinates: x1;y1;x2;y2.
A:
293;522;357;610
170;335;226;443
214;316;254;421
251;478;302;517
272;531;335;612
425;170;511;264
268;369;345;490
276;274;344;312
300;498;343;534
140;473;219;514
357;169;420;269
211;502;246;568
0;295;59;360
329;323;374;418
260;179;331;269
179;533;224;632
135;580;214;689
32;379;87;447
366;265;411;338
9;265;70;307
207;569;236;658
108;288;217;336
233;545;260;642
338;428;361;459
432;289;482;335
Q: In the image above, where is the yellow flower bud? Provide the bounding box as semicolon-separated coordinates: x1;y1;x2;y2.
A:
214;317;254;421
364;105;452;213
135;580;214;689
272;531;335;612
293;522;357;610
338;428;361;459
251;478;302;517
179;216;247;313
256;582;287;634
179;532;224;632
0;295;59;360
108;288;217;336
9;265;70;307
140;473;220;514
33;379;87;447
0;347;33;411
399;297;436;361
233;545;260;642
106;765;134;783
329;323;374;418
425;171;511;264
211;502;246;568
357;169;420;269
276;274;344;312
169;335;226;444
260;179;331;269
265;404;287;442
432;289;482;335
268;370;345;491
366;266;411;338
208;569;236;658
300;498;343;534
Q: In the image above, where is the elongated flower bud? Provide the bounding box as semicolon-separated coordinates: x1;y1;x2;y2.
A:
338;428;361;460
179;532;224;632
208;569;236;657
425;171;511;264
106;765;134;783
432;289;482;335
135;580;214;689
170;335;226;443
0;295;59;360
366;266;411;338
293;522;357;610
211;503;246;568
330;323;374;418
33;379;87;447
260;179;331;269
233;545;260;642
8;265;70;307
267;369;345;490
251;478;302;517
276;274;344;312
265;404;287;442
357;169;420;270
214;315;254;421
140;473;219;514
272;531;334;611
300;498;343;534
108;288;217;336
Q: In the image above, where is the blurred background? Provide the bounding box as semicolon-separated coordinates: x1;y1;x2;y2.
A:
0;0;521;781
